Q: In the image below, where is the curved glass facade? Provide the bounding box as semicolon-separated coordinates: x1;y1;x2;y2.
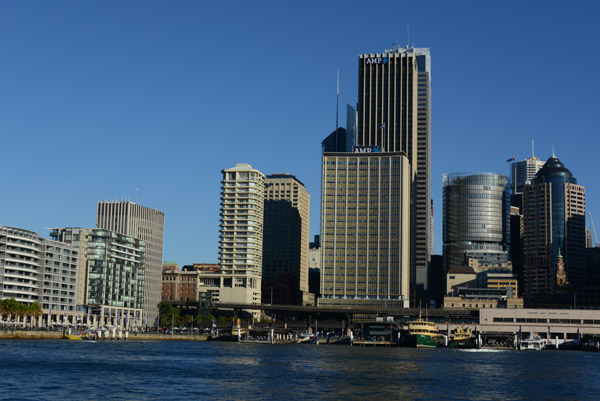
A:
443;173;510;269
531;156;577;268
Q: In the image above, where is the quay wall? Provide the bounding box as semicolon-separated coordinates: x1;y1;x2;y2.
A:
0;330;209;341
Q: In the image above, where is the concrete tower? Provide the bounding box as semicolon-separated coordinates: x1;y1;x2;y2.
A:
218;163;264;305
262;174;312;305
319;151;411;308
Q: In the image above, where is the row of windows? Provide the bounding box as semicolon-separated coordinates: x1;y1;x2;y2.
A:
493;317;600;324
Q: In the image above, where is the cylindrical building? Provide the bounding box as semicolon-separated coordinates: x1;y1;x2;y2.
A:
443;173;510;270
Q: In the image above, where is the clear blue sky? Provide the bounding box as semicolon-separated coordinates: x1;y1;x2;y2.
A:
2;1;599;264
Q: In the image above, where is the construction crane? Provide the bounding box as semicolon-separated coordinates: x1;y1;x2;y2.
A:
590;212;599;247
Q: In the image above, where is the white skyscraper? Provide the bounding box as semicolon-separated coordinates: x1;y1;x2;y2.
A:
510;142;545;195
218;163;264;305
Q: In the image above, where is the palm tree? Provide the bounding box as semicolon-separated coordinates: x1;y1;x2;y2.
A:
25;302;42;328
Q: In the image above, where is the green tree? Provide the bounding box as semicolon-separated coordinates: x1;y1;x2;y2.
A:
157;301;180;327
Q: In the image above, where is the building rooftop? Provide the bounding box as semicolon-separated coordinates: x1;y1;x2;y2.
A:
448;266;476;275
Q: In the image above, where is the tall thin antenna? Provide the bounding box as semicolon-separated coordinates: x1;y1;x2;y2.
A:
135;187;138;203
531;139;535;158
407;25;410;48
335;69;339;152
336;69;339;130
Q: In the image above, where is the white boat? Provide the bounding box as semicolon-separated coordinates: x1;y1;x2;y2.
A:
519;335;546;351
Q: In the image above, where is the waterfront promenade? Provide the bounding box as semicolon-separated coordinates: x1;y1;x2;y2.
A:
0;330;209;341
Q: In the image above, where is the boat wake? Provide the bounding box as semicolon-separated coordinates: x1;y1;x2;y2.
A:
457;348;509;353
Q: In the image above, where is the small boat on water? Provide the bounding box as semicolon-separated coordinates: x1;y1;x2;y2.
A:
65;332;93;340
403;311;439;348
449;326;476;349
297;333;317;344
519;335;546;351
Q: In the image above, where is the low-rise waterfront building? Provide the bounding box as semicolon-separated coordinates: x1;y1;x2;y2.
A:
0;226;79;324
444;287;523;310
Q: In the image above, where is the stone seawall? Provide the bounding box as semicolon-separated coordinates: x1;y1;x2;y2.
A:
129;333;209;341
0;330;63;340
0;330;210;341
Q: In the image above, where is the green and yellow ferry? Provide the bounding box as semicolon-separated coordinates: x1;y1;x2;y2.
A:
404;312;439;348
449;326;476;349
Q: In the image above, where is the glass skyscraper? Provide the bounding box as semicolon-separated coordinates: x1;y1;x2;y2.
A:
523;154;586;298
443;173;510;271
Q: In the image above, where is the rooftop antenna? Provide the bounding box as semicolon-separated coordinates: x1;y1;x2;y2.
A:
335;69;339;151
407;25;410;48
531;139;535;158
552;144;556;158
336;69;339;130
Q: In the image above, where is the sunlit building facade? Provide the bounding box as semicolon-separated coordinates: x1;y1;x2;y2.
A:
319;152;411;308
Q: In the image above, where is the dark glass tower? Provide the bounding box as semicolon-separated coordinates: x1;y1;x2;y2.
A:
357;46;431;302
523;154;586;299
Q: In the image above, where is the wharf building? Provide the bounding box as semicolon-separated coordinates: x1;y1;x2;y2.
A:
262;174;313;305
218;164;264;307
51;227;146;327
443;173;511;271
356;46;432;302
96;200;164;324
319;151;411;309
0;225;79;320
522;153;586;300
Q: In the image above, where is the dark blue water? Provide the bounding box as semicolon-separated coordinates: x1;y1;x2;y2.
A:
0;340;598;400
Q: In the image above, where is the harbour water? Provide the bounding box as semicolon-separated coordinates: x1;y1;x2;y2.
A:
1;340;599;400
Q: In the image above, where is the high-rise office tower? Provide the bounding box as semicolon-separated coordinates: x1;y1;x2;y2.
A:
509;144;545;211
322;105;357;154
319;151;411;308
511;156;545;195
357;46;431;300
262;174;312;305
443;173;510;270
346;104;356;140
219;164;264;305
523;154;586;299
96;200;164;324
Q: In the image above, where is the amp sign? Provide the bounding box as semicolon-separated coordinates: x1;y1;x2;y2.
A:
353;146;381;153
365;57;388;65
